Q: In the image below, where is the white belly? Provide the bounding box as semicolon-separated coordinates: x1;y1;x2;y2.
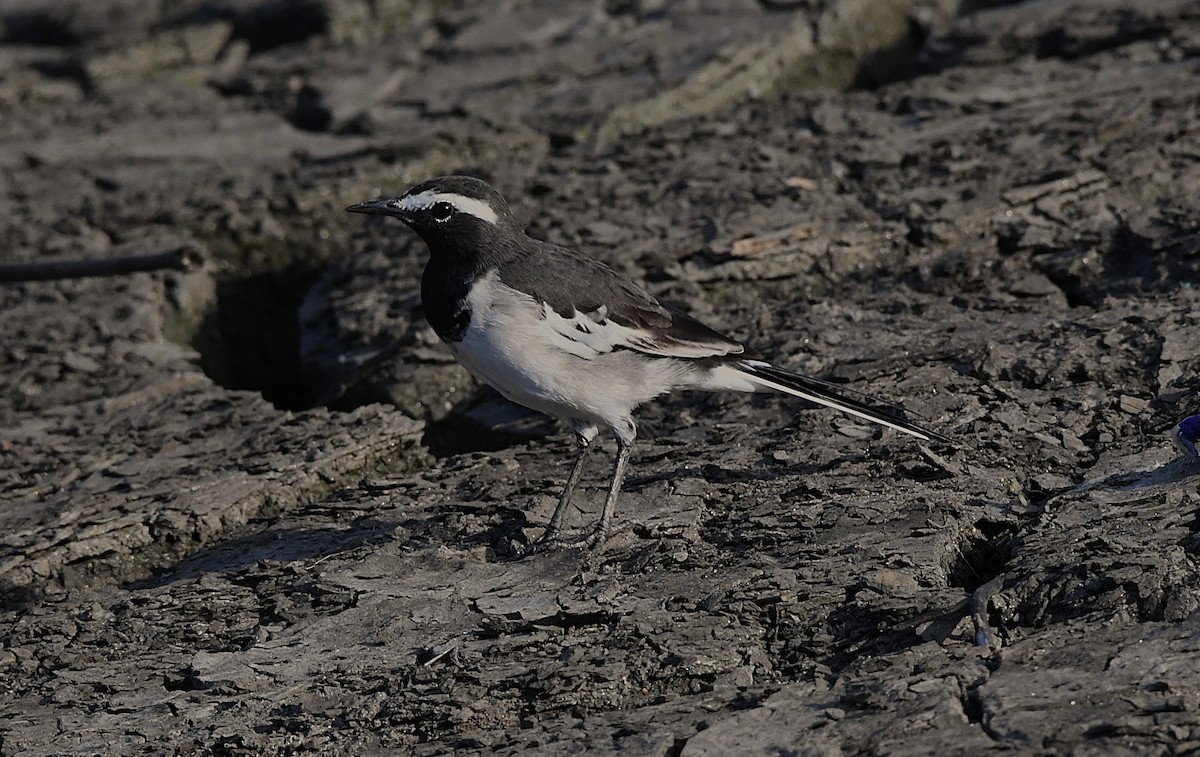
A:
446;272;692;435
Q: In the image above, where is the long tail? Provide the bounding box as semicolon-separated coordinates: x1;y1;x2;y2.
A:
712;359;952;444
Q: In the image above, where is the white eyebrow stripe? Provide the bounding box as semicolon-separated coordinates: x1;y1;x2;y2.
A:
396;190;499;224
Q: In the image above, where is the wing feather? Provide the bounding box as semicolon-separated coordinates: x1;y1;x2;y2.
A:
500;244;744;361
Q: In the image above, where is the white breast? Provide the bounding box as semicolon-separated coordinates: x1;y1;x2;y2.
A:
446;271;696;438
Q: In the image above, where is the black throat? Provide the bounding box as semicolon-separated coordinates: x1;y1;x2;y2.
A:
421;253;476;343
417;224;527;343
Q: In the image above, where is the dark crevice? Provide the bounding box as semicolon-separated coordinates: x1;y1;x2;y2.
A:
162;668;210;692
176;0;329;53
0;10;82;46
946;519;1017;593
195;264;323;411
962;685;984;724
962;679;1007;743
852;13;932;90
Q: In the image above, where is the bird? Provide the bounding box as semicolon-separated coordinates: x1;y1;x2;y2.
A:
347;175;950;550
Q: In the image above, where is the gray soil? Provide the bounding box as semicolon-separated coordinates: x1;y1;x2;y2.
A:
3;0;1200;753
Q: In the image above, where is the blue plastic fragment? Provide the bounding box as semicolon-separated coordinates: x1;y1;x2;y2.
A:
1172;415;1200;460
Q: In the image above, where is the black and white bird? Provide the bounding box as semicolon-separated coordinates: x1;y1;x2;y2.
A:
348;176;949;550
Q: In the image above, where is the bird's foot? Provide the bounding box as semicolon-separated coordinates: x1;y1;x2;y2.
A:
522;524;610;555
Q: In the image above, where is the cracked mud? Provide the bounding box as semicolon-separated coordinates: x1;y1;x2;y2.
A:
2;0;1200;753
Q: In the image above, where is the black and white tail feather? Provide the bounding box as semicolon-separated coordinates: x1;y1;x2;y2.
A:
724;360;950;444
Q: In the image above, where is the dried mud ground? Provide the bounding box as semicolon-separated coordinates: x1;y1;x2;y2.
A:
3;0;1200;754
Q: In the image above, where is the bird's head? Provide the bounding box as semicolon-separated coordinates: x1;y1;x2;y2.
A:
347;175;520;255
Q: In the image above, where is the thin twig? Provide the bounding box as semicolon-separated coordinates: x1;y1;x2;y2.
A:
0;245;205;283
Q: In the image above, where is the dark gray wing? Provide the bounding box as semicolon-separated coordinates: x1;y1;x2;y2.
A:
497;242;746;360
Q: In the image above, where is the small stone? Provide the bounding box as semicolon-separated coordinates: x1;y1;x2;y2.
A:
1118;395;1149;413
62;352;101;374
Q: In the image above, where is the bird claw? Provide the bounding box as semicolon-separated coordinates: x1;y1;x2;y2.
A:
522;524;610;555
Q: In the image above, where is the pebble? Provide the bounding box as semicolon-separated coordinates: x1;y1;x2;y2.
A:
1118;395;1148;413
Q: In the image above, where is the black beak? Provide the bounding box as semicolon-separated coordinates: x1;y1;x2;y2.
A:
346;198;398;216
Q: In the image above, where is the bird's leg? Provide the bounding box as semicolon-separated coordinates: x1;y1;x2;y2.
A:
526;421;633;553
539;432;593;543
581;438;632;549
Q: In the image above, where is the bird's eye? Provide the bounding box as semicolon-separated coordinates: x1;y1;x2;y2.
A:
431;202;454;222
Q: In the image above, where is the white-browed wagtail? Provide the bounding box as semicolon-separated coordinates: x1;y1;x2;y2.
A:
348;176;950;550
